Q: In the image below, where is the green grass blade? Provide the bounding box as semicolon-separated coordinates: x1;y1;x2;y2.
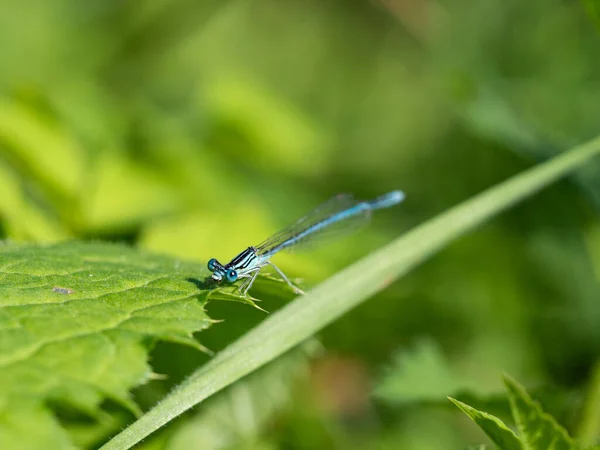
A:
101;135;600;450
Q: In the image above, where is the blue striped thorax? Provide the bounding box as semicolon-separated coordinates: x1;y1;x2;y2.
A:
208;246;262;284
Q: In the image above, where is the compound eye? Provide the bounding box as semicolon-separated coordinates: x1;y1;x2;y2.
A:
207;258;218;272
226;269;238;283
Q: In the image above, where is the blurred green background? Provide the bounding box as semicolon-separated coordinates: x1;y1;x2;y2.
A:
1;0;600;448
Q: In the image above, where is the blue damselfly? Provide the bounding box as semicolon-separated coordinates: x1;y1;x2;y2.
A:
207;190;405;296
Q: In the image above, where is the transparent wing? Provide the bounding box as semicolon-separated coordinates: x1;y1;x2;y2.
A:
256;194;372;256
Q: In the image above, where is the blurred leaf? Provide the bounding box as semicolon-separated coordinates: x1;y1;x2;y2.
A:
436;0;600;211
504;376;574;450
368;408;467;450
0;97;86;199
0;160;69;241
581;0;600;32
165;341;319;450
140;204;274;263
443;0;600;145
81;151;181;232
449;398;522;450
64;410;129;450
205;76;331;175
374;338;468;404
0;241;254;449
0;398;74;450
457;84;600;211
102;134;600;450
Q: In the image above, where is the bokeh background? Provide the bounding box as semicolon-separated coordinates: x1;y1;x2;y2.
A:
1;0;600;449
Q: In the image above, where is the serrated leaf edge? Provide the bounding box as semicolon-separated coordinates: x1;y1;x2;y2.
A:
449;397;523;449
503;375;574;450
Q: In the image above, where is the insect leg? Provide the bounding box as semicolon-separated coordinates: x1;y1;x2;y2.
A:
266;261;305;294
239;269;261;296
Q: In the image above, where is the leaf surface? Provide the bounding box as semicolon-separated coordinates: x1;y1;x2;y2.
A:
0;241;250;447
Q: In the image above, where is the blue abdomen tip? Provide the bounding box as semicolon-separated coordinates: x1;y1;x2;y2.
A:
372;190;405;209
387;190;405;204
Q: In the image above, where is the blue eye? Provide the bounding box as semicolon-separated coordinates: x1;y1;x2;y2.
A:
208;258;218;271
226;269;238;283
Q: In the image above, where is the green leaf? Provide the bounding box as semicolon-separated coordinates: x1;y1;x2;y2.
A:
449;398;523;450
0;97;86;198
0;159;69;241
64;410;128;450
81;151;182;233
451;377;585;450
101;135;600;450
0;398;74;450
205;75;331;175
0;241;253;447
504;376;573;450
374;339;467;404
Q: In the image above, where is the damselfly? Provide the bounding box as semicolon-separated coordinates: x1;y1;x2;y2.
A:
207;190;405;296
